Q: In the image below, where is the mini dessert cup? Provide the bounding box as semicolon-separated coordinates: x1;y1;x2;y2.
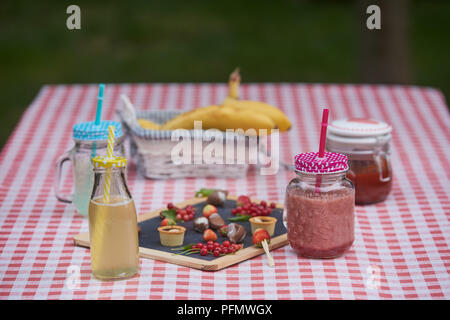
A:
158;225;186;247
249;216;277;236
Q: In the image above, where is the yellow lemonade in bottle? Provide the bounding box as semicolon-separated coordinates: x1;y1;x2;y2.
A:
88;195;139;280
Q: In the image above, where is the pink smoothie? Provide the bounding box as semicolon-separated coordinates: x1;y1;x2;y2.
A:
285;187;354;258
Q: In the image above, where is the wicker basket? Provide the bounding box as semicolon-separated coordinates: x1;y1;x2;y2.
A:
118;109;258;179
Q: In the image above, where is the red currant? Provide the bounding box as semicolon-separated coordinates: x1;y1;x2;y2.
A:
167;202;174;209
183;214;190;221
213;250;221;257
222;247;229;254
200;248;208;256
207;240;214;246
207;244;214;251
176;214;182;221
213;242;220;248
196;242;204;248
223;240;230;247
270;202;276;209
260;201;267;207
229;247;236;253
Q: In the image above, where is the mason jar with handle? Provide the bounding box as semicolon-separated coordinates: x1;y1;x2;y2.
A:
54;121;125;216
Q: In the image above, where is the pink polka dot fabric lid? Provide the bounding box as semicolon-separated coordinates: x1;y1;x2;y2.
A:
294;152;349;174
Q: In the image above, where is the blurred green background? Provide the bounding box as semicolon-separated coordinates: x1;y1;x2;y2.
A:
1;0;449;149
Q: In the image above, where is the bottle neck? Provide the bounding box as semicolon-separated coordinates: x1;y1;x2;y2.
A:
93;166;126;174
295;170;347;186
326;134;391;156
91;167;131;201
75;136;124;150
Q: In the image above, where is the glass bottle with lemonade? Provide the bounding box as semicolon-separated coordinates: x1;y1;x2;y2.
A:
88;126;139;280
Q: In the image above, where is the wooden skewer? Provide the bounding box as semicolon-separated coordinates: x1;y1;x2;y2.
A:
261;239;275;268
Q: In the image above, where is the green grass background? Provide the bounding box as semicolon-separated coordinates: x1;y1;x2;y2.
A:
1;0;449;149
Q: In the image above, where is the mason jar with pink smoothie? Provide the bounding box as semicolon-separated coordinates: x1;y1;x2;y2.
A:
283;151;355;258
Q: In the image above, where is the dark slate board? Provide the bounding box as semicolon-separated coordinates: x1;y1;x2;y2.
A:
138;199;286;261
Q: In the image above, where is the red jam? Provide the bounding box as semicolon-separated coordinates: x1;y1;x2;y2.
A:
347;156;392;205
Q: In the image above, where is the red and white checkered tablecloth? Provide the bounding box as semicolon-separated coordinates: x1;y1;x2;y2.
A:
0;83;449;300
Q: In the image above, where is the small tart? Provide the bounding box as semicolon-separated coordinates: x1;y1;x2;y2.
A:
249;216;277;236
158;225;186;247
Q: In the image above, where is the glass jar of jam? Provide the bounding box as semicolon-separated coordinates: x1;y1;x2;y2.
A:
283;152;355;259
326;118;393;205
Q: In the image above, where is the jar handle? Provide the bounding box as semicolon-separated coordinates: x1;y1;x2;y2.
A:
376;151;391;183
54;151;73;203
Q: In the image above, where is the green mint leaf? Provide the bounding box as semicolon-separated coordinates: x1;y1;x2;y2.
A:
161;209;177;221
228;215;251;222
195;188;217;197
170;243;195;251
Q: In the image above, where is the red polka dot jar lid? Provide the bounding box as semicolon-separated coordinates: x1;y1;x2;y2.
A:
294;152;349;174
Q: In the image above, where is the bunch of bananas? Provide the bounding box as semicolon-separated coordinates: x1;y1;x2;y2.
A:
138;69;291;135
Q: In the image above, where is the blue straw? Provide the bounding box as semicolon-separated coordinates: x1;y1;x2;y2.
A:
95;83;105;125
91;83;105;166
83;84;105;215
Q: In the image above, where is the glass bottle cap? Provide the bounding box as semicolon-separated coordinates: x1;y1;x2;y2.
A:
92;155;127;168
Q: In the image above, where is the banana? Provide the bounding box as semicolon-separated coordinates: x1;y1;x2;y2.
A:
228;68;241;99
222;99;291;131
160;105;220;130
154;68;291;134
212;107;275;133
223;69;291;131
160;104;275;134
138;118;161;130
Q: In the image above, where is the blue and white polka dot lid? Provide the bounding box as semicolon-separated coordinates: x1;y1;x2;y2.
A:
73;121;123;141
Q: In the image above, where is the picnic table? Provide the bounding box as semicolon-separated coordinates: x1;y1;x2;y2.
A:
0;83;449;299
